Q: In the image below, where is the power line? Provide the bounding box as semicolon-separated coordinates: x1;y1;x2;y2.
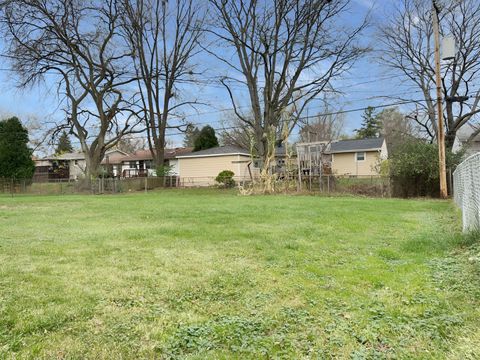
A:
24;98;429;147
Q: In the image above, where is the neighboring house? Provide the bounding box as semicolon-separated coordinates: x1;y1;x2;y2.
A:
252;142;296;175
118;147;193;178
327;137;388;176
176;145;254;186
101;150;129;177
34;149;128;180
452;123;480;157
55;152;88;179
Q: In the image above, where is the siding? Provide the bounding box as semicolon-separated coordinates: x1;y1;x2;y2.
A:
331;151;381;176
178;154;252;186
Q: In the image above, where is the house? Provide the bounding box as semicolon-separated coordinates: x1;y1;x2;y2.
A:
33;149;128;181
101;150;129;177
176;145;254;186
452;123;480;157
118;147;192;178
327;137;388;176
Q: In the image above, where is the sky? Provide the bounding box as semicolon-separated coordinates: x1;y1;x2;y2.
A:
0;0;414;154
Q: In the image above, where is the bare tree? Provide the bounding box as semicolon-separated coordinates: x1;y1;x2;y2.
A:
115;136;146;153
207;0;367;172
220;113;255;151
376;107;421;153
122;0;204;170
378;0;480;149
0;0;141;178
298;109;345;143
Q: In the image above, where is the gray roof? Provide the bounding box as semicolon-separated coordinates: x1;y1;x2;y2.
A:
328;137;384;153
177;145;250;158
45;152;85;160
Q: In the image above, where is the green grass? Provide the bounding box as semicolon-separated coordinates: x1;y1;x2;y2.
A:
0;189;479;359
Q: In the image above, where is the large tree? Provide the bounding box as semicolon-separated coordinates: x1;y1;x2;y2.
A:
208;0;367;172
220;115;254;151
355;106;382;139
378;0;480;149
0;0;141;178
376;107;419;154
0;117;35;179
298;103;345;143
122;0;204;169
55;131;73;155
183;124;200;147
193;125;218;151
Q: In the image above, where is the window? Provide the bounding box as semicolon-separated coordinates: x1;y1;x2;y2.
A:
356;152;365;161
129;161;137;169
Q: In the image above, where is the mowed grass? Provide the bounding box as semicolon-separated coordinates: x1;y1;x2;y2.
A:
0;190;479;359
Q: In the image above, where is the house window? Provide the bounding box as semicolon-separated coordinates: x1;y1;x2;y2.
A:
129;161;137;169
356;152;365;161
74;160;78;165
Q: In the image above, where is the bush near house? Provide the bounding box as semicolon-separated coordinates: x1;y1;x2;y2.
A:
389;140;463;197
215;170;235;188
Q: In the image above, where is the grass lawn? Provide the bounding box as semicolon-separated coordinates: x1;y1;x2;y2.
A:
1;189;479;359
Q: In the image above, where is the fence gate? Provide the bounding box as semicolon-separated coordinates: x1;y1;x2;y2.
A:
453;153;480;232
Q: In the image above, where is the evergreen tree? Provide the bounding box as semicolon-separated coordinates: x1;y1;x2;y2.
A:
183;125;200;147
55;130;73;154
193;125;219;151
0;117;35;179
355;107;382;138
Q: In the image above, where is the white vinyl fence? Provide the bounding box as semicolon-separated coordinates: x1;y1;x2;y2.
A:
453;153;480;232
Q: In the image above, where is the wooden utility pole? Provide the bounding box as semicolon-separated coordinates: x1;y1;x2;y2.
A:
432;0;448;199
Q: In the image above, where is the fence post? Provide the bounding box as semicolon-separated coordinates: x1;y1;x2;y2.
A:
145;177;148;193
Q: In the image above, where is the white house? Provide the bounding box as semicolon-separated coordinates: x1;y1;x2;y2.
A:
118;148;193;177
34;149;128;180
452;123;480;157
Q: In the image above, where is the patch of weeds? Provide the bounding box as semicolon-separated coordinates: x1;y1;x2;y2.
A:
162;308;320;358
377;248;401;261
162;316;271;357
104;320;141;350
430;248;480;299
166;271;255;309
284;243;300;251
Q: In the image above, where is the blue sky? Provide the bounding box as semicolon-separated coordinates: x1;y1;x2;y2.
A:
0;0;412;152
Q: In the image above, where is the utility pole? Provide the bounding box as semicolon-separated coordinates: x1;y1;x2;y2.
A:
432;0;448;199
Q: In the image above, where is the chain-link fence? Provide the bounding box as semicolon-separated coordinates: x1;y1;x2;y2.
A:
453;153;480;232
1;174;390;197
0;177;179;195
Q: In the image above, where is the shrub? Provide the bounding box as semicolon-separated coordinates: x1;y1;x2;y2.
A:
215;170;235;188
156;164;173;177
389;140;462;197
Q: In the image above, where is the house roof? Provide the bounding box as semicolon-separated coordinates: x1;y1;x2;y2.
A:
100;150;129;164
46;152;85;161
43;149;127;163
119;147;193;162
328;137;384;154
176;145;250;158
455;123;480;142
